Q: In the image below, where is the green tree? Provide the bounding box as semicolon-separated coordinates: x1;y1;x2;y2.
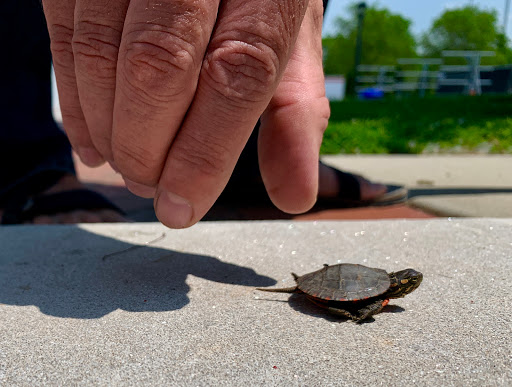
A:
422;6;512;64
322;4;417;76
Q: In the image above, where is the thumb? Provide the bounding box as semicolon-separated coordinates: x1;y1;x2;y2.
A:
258;2;330;213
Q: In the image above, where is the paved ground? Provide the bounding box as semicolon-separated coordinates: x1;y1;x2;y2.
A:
1;220;511;385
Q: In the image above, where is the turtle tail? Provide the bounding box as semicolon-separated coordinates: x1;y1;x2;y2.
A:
256;286;299;293
256;272;300;293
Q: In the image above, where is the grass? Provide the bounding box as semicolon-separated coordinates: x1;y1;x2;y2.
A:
320;95;512;154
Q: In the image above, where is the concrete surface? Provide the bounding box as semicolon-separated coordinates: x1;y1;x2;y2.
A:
322;155;512;218
1;220;511;385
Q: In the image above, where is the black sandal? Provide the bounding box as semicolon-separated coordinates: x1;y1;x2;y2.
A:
1;170;125;226
1;188;125;225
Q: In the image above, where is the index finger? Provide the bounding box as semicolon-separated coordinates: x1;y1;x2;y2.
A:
42;0;105;166
155;0;309;228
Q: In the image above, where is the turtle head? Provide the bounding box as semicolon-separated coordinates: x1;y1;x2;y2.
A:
386;268;423;298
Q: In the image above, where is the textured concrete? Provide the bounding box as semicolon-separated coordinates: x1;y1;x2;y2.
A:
321;155;512;188
1;220;511;385
408;194;512;218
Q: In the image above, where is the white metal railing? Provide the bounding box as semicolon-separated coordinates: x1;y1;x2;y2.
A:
355;51;496;96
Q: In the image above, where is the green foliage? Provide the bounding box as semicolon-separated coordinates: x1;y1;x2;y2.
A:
322;3;417;76
320;96;512;154
320;4;512;155
421;6;512;64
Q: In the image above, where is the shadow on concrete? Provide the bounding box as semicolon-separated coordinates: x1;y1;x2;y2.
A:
259;293;407;323
0;227;275;319
288;293;347;323
409;187;512;199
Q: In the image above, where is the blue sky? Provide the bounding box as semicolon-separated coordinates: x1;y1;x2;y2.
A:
323;0;511;38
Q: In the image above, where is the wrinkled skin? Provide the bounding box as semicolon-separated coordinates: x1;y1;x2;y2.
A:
42;0;330;228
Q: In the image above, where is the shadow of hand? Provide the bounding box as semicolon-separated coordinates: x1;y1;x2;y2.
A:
0;226;275;319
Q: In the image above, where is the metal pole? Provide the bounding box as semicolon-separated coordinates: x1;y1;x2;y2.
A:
354;2;367;93
505;0;511;34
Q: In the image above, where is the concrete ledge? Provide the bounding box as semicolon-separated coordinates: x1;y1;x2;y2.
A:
1;220;511;385
321;155;512;188
409;194;512;217
322;155;512;218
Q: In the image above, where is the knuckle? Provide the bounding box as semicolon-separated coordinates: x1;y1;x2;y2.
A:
321;98;331;131
172;132;231;178
314;96;331;135
203;41;280;106
61;108;84;126
113;140;163;184
72;20;121;82
48;23;74;64
121;27;199;103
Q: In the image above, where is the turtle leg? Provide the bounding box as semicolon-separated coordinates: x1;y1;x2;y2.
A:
354;299;389;321
327;307;358;321
328;299;388;322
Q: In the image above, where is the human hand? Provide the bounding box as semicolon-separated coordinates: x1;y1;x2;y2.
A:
43;0;329;228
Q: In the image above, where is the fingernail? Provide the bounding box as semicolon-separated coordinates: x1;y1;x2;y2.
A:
155;191;193;229
79;147;104;166
124;178;156;198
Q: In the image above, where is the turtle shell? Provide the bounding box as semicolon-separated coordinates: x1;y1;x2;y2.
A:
296;263;391;301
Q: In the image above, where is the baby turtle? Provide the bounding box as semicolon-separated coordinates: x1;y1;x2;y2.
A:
257;263;422;322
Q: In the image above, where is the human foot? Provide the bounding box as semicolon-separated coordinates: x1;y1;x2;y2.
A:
0;174;128;224
317;163;407;206
318;163;387;201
